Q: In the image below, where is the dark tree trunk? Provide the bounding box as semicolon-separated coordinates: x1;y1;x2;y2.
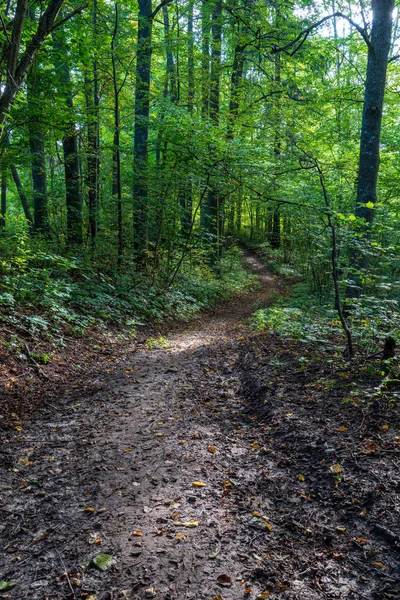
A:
0;0;65;137
86;0;100;245
227;41;245;141
133;0;152;259
271;2;281;249
10;165;34;233
346;0;394;299
179;0;194;237
201;0;211;119
53;35;83;246
203;0;222;254
112;2;123;267
0;162;6;228
27;63;50;235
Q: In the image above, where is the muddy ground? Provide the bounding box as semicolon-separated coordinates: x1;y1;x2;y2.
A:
0;251;399;600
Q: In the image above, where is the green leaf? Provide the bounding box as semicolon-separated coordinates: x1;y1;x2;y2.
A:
365;201;374;209
92;554;116;571
0;581;16;591
208;551;220;559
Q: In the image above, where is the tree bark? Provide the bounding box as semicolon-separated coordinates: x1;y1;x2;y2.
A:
0;0;65;138
346;0;394;299
86;0;100;245
27;62;50;235
10;165;34;233
133;0;152;259
53;35;83;246
112;2;123;267
203;0;222;255
0;162;6;228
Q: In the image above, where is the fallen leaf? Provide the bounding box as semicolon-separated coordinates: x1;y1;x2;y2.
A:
264;521;272;531
336;526;346;533
285;413;293;418
359;507;367;517
174;520;200;528
212;596;223;600
155;433;164;437
88;531;102;545
18;457;32;466
245;586;252;594
84;507;96;513
208;446;217;454
131;530;143;537
217;573;232;587
372;562;386;569
123;447;133;452
356;537;368;544
0;581;16;591
209;551;219;559
92;554;116;571
381;424;389;430
176;534;185;540
223;480;232;488
362;440;377;454
192;481;206;488
330;464;341;474
336;426;347;432
297;474;305;482
256;593;270;599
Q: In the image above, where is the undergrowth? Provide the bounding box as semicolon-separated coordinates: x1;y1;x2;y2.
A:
0;234;257;341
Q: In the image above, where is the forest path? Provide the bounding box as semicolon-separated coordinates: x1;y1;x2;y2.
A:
1;250;399;600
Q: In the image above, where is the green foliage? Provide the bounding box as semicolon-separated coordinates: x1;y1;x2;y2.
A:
0;236;255;338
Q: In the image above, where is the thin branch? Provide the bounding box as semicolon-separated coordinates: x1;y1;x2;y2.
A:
50;4;88;32
388;53;400;63
151;0;173;20
272;12;371;57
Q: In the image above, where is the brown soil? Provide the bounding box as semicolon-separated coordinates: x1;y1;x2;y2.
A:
0;250;399;600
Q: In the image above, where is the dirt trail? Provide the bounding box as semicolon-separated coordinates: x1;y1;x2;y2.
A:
1;251;399;600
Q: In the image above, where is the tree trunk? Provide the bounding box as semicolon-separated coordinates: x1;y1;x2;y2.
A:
180;0;194;237
10;165;34;233
27;63;50;235
112;2;123;267
201;0;211;119
203;0;222;255
346;0;394;299
86;0;100;245
0;0;65;138
53;35;83;246
133;0;152;260
0;162;6;228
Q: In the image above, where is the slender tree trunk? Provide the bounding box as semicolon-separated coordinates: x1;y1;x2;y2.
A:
346;0;394;299
86;0;100;245
203;0;222;255
180;0;194;237
27;62;50;235
201;0;211;119
133;0;152;260
0;0;65;137
112;2;123;267
0;163;6;228
10;165;34;233
227;40;245;141
53;35;83;246
271;3;281;249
